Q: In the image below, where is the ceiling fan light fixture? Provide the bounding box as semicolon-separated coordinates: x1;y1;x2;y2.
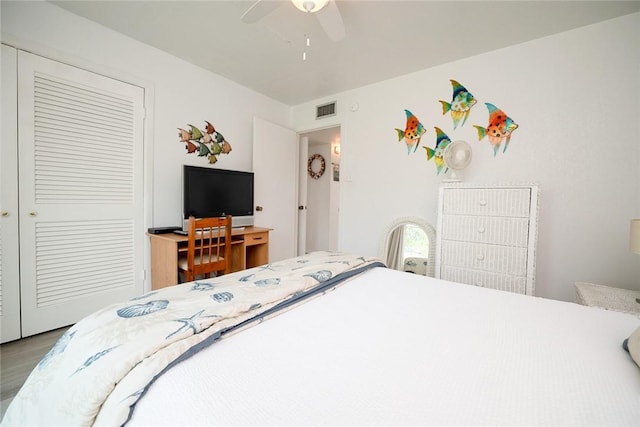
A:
292;0;329;13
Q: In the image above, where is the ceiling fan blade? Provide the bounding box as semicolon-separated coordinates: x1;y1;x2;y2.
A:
241;0;283;24
316;0;345;41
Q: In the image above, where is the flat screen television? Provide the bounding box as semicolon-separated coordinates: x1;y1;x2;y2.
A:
182;165;254;229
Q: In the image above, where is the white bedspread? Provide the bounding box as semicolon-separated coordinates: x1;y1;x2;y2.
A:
129;267;640;426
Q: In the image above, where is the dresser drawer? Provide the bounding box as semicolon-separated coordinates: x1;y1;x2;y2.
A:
441;214;530;247
442;188;531;218
244;232;269;246
440;240;528;276
441;266;527;294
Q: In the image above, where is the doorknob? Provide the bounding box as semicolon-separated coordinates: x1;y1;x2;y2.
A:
29;211;38;217
255;206;263;211
1;211;8;217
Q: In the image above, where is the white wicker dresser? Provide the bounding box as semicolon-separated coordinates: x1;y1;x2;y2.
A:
435;184;539;295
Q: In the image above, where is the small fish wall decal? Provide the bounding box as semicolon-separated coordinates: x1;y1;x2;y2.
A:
423;127;452;176
439;80;477;129
178;120;232;164
394;109;426;154
473;103;519;156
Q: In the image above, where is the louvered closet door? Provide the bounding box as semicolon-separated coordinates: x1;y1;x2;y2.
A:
1;44;21;343
18;51;145;337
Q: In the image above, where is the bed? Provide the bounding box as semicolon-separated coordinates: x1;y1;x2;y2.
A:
3;251;639;426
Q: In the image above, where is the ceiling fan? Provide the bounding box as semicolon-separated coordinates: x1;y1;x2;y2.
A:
241;0;346;42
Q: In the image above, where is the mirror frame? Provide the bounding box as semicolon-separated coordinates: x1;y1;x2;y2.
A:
380;216;437;277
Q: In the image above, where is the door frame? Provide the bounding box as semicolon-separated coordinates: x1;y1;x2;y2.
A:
297;124;341;254
297;135;309;256
1;44;21;343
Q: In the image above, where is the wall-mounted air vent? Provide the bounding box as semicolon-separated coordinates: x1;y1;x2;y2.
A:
316;101;336;119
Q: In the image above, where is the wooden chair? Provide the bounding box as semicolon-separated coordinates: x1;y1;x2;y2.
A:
178;215;232;283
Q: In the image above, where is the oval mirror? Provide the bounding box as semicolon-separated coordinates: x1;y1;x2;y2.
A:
380;217;436;277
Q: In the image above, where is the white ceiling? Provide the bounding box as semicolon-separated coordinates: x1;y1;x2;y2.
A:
50;0;640;106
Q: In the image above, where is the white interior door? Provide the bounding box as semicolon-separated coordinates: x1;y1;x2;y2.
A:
1;44;21;343
18;51;145;337
252;117;298;262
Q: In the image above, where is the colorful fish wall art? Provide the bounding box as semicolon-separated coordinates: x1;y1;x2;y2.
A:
178;121;232;164
424;127;452;175
394;109;426;154
473;103;519;156
439;80;477;129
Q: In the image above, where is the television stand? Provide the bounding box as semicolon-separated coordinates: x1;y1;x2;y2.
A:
148;226;271;290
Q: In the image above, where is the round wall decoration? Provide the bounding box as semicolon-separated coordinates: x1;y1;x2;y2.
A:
307;154;326;179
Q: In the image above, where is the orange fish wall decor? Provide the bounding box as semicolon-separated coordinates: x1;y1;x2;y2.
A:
473;103;519;156
178;121;232;164
394;109;427;154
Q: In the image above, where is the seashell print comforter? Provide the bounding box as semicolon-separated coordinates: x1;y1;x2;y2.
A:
2;251;384;427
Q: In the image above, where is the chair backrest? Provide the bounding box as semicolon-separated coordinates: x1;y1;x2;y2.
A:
185;215;232;282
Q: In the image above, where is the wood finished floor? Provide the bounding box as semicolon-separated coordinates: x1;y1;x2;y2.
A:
1;327;69;418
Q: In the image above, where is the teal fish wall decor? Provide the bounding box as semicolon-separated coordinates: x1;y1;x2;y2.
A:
423;127;452;176
439;80;477;129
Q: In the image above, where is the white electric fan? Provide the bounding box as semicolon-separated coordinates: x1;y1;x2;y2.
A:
443;140;472;182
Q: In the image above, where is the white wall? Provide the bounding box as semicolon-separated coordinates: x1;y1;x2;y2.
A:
4;2;638;302
292;13;640;301
1;1;290;230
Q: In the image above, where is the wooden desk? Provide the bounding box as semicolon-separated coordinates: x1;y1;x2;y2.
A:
148;226;271;290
